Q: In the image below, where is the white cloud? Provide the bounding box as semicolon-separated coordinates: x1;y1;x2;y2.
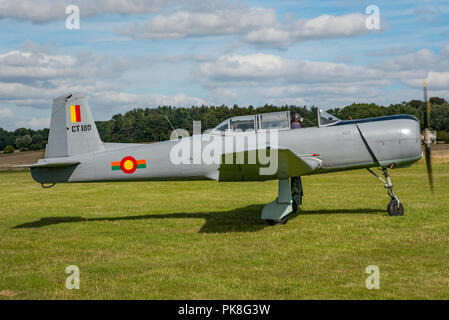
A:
0;48;139;88
119;7;277;39
28;117;50;128
0;44;207;129
194;43;449;107
91;91;206;109
197;44;449;99
244;13;369;48
255;82;393;107
440;43;449;57
333;54;354;63
426;71;449;89
402;71;449;89
118;7;370;48
210;88;239;104
375;49;442;72
365;46;413;57
198;53;383;84
0;50;77;82
194;53;396;108
195;49;449;107
372;46;449;89
1;2;373;49
0;108;13;117
0;0;183;23
204;45;449;106
266;96;306;106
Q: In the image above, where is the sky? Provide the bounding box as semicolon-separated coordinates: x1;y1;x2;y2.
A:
0;0;448;130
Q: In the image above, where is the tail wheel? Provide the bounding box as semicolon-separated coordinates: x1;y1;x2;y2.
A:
387;199;404;216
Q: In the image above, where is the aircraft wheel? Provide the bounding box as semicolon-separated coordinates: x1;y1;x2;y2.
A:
266;215;289;226
387;199;404;216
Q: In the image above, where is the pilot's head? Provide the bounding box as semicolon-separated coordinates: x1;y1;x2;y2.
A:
292;112;303;124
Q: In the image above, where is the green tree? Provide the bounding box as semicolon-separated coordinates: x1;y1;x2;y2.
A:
15;135;32;151
3;145;14;154
436;131;448;142
31;133;43;145
430;97;446;105
3;97;449;145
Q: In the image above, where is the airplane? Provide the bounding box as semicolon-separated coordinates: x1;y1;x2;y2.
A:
25;84;435;225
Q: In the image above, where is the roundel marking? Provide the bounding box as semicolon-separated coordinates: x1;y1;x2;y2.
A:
120;156;137;174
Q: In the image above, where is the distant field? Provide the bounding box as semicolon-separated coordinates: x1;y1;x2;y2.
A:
432;143;449;161
0;162;448;299
0;151;44;171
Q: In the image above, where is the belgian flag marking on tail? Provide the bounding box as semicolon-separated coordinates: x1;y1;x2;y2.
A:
111;156;146;174
70;105;81;123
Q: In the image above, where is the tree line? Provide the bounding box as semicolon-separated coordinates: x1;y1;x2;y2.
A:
0;128;49;154
95;97;449;143
1;97;449;153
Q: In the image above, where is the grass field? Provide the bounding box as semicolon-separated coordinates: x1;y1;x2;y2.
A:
0;162;448;299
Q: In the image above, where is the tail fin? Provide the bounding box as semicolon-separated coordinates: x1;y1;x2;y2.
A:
46;93;103;158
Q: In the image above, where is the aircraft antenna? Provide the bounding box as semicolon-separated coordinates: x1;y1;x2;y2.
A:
164;115;179;138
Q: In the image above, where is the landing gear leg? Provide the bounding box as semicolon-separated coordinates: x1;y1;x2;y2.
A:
291;176;303;213
367;168;404;216
262;178;293;225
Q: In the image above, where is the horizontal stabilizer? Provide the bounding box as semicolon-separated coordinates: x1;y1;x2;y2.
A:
17;159;80;168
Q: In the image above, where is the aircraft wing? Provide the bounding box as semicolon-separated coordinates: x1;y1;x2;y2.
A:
218;147;322;181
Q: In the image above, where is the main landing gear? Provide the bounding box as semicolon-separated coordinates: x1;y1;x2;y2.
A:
367;167;404;216
262;177;303;225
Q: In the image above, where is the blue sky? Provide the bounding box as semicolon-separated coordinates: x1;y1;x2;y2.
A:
0;0;448;130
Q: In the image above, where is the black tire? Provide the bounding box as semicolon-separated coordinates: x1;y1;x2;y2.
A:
387;199;404;216
292;200;298;214
266;215;290;226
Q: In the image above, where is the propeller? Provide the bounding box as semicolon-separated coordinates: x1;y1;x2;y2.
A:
422;81;435;193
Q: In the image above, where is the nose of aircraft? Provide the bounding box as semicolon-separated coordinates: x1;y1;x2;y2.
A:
400;118;422;163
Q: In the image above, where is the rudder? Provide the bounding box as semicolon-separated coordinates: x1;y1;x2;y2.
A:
46;93;103;158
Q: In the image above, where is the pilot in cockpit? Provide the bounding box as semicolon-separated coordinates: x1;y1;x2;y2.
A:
291;112;303;129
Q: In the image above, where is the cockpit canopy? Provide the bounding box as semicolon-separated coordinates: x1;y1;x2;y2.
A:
318;109;341;127
211;111;291;134
209;109;341;134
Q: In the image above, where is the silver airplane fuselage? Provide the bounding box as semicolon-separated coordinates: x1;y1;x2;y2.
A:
30;115;422;184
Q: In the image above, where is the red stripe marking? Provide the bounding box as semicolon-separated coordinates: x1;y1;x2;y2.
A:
75;105;81;122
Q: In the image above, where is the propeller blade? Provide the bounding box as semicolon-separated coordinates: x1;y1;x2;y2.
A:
424;80;431;129
423;81;434;194
424;144;434;193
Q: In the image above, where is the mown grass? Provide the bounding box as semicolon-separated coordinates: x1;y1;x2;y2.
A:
0;162;448;299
